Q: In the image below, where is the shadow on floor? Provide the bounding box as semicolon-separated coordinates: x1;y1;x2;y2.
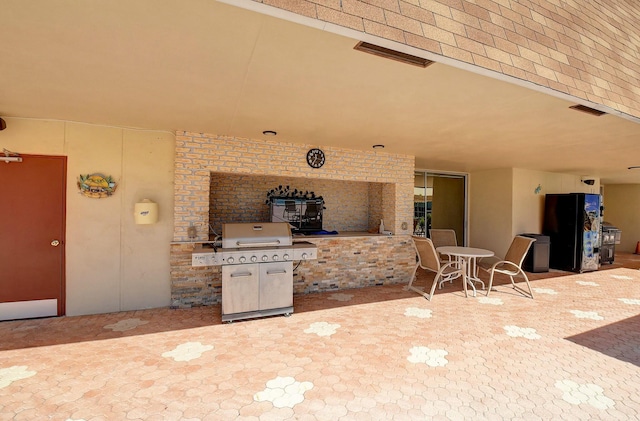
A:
2;253;638;352
566;314;640;367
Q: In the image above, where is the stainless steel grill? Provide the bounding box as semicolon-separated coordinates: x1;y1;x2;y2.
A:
216;222;317;322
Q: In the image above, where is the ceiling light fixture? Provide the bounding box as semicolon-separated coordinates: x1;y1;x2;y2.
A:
354;42;434;68
262;130;277;136
372;144;385;149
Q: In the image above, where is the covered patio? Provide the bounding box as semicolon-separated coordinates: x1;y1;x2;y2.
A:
2;254;640;420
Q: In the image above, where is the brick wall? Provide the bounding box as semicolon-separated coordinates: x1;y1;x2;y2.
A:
368;183;383;231
210;173;383;234
171;132;415;307
248;0;640;119
174;133;414;241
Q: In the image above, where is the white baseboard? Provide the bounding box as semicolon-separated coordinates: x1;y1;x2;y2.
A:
0;299;58;321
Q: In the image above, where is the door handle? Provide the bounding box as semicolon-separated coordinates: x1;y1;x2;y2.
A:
51;240;60;247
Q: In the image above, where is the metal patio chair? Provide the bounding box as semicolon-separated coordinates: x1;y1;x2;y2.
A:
429;228;461;286
477;235;536;299
408;236;465;300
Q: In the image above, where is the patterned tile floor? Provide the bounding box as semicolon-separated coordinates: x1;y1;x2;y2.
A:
2;253;640;420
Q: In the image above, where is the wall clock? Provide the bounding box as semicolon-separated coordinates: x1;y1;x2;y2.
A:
306;148;325;168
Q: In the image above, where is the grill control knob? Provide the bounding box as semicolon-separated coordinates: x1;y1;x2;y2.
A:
262;255;269;262
239;256;246;263
227;257;235;264
283;254;289;260
301;253;308;260
251;256;258;263
273;255;279;261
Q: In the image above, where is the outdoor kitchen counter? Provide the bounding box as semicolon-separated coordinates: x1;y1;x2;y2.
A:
169;233;415;308
294;231;390;239
291;233;415;294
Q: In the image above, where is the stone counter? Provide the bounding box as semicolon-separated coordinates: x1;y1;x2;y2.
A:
169;234;415;308
292;234;414;294
293;231;388;239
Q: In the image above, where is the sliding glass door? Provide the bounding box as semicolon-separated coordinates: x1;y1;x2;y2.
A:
414;171;467;245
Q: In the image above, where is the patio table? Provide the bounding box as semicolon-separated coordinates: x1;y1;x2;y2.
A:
436;246;494;297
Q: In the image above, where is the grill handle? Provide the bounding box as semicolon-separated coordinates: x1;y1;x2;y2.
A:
230;272;253;278
236;240;281;247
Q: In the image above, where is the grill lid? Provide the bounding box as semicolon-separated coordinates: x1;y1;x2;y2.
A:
222;222;293;249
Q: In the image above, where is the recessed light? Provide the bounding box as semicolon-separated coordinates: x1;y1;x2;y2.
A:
372;144;385;149
262;130;277;136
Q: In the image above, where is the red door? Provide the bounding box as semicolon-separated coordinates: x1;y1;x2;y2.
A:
0;154;66;319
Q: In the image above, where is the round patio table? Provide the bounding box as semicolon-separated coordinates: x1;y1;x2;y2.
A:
436;246;494;297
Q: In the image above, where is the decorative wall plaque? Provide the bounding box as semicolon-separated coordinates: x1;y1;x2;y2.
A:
77;173;117;198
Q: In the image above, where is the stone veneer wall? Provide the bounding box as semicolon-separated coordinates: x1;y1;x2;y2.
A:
171;132;414;307
170;243;221;307
293;235;415;294
170;234;415;308
209;173;381;234
246;0;640;119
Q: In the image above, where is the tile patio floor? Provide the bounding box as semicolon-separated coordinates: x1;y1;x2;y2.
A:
2;253;640;420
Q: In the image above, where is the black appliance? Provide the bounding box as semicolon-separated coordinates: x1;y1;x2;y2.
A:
543;193;601;272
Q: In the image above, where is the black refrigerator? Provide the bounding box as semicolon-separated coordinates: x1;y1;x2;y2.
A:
543;193;601;273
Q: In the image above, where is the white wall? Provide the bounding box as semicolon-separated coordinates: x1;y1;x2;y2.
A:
602;184;640;252
469;168;513;258
471;167;600;258
511;169;600;235
1;118;174;315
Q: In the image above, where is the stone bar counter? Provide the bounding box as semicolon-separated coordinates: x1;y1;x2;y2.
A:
292;233;415;294
169;233;415;309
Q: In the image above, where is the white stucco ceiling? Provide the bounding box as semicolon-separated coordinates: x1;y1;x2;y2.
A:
2;0;640;183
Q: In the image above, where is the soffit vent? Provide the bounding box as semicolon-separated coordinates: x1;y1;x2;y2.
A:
569;104;606;116
354;42;434;68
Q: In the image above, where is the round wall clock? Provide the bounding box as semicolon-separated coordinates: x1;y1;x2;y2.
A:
306;148;325;168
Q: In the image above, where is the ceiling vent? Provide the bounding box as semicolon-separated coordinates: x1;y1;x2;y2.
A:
354;42;434;68
569;104;606;116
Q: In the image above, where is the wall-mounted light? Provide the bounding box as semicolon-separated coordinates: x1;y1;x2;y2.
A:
372;144;385;149
628;166;640;170
134;199;158;224
262;130;277;136
0;118;6;131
